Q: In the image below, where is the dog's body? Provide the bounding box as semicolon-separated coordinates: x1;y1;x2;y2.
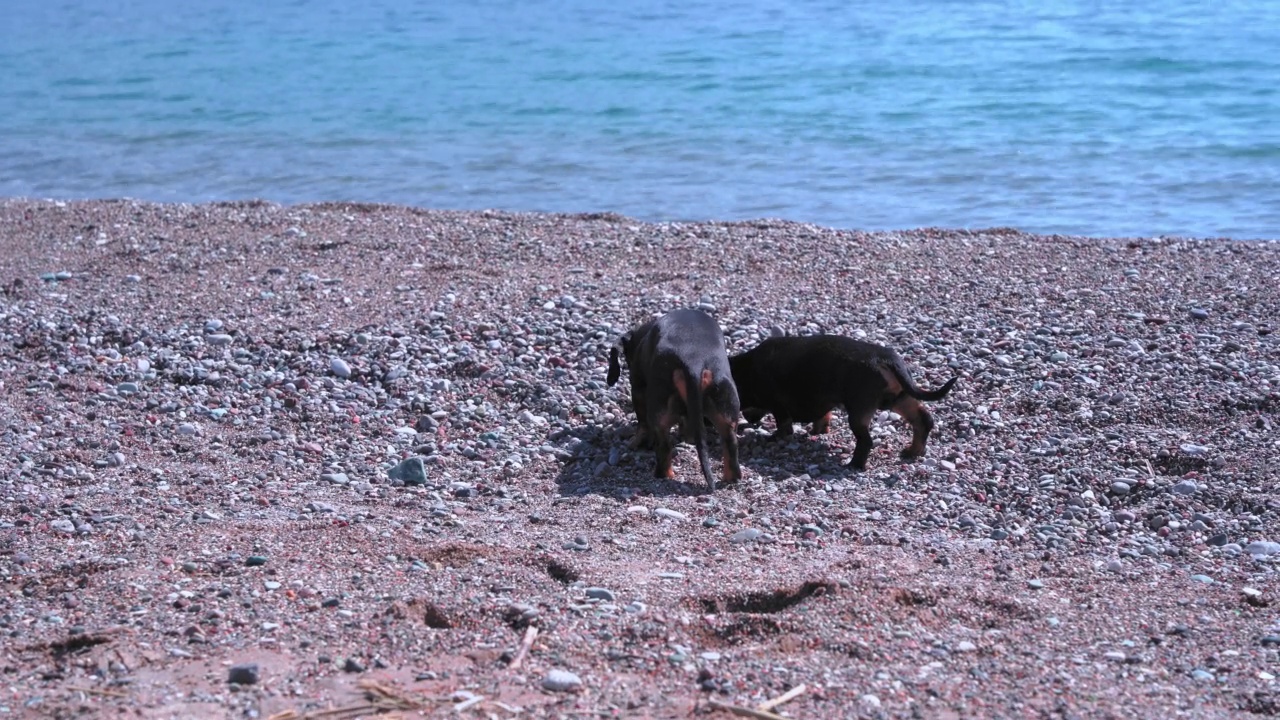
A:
607;309;742;490
729;335;957;470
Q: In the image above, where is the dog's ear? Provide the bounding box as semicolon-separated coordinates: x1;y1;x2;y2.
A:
606;333;629;386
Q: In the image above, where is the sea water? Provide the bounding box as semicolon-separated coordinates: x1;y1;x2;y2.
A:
2;0;1278;238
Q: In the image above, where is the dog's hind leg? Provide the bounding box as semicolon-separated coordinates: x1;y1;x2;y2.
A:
847;409;876;470
627;381;652;449
893;396;933;460
712;411;742;485
650;405;680;479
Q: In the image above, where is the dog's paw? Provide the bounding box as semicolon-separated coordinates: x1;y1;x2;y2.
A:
899;446;926;461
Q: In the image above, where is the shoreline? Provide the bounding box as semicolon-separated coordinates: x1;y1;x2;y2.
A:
2;199;1278;718
5;196;1277;244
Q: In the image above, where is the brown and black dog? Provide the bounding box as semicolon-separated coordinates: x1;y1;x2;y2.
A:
607;309;742;490
729;335;957;470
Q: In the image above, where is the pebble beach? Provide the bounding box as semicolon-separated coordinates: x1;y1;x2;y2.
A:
2;198;1279;718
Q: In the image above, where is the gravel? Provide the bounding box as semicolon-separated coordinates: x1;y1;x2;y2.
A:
2;199;1278;719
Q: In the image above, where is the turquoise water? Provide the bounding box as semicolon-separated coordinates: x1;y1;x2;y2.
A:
3;0;1278;238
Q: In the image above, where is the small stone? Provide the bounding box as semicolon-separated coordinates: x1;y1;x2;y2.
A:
50;518;75;534
1245;541;1280;557
729;528;763;544
227;663;259;685
1107;559;1124;573
245;556;268;567
861;694;881;708
1191;669;1215;682
1171;480;1198;496
1049;351;1069;362
343;658;365;673
1104;651;1127;662
1028;579;1044;590
1207;533;1229;547
585;587;615;602
330;357;352;378
117;382;140;394
177;422;198;436
990;529;1010;541
1190;574;1214;584
653;508;687;522
955;641;977;653
1110;481;1131;496
1189;308;1210;320
388;457;428;486
542;669;583;693
321;472;350;485
206;334;233;347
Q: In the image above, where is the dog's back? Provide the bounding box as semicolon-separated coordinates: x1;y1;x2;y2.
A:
730;334;956;469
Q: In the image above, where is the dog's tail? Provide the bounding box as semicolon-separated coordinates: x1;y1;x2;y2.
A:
891;360;958;402
606;333;630;387
673;365;716;491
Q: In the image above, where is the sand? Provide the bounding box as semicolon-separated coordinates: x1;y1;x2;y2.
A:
1;198;1278;719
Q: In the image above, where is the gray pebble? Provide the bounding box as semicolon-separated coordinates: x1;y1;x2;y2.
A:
730;528;763;544
1110;481;1131;496
584;587;615;602
542;669;583;692
117;382;140;394
321;472;350;485
1190;574;1214;584
653;508;687;522
1189;308;1210;320
206;334;233;347
1191;669;1215;681
50;518;76;534
330;357;352;378
1028;579;1045;590
1171;480;1199;495
177;422;198;436
1246;541;1280;557
387;457;428;486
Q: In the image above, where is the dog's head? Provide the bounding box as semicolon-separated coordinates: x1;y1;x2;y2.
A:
606;331;632;387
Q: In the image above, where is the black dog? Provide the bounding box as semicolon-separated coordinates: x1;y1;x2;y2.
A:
607;309;742;490
729;335;957;470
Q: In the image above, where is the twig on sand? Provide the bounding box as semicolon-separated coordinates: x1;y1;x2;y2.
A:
707;697;795;720
757;684;806;713
65;686;129;698
508;625;540;671
265;678;429;719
